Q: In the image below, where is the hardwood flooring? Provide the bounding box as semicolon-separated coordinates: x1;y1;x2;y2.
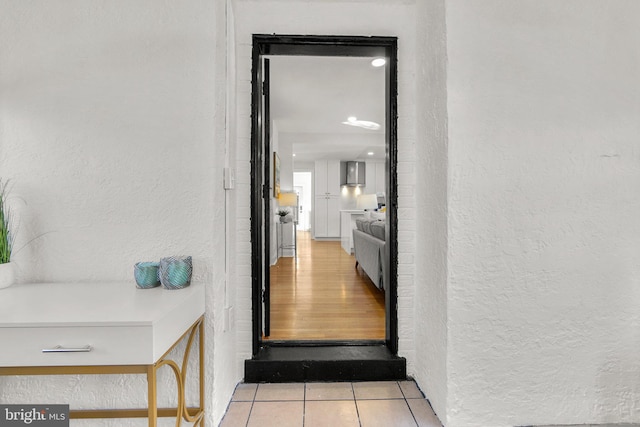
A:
266;231;385;341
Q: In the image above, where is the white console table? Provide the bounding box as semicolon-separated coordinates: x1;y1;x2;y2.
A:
0;281;206;426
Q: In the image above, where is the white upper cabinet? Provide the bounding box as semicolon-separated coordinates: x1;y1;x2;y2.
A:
365;160;386;195
315;160;341;196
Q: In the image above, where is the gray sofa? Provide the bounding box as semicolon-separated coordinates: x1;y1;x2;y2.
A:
353;218;387;290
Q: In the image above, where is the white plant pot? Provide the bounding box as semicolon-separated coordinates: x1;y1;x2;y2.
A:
0;262;15;289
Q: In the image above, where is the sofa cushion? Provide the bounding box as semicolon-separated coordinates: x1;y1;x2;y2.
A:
364;211;386;221
356;218;375;234
370;221;386;241
361;219;374;235
369;211;386;221
355;218;385;240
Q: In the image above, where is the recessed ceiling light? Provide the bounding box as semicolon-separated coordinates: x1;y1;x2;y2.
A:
371;58;386;67
293;154;296;157
367;152;374;156
347;116;357;123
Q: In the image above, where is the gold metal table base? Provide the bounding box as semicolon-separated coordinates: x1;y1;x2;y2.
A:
0;316;205;427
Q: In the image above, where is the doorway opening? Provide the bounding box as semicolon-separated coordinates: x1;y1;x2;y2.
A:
293;172;311;231
250;35;399;362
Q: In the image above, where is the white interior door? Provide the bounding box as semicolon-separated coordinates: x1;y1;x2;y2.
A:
293;172;312;231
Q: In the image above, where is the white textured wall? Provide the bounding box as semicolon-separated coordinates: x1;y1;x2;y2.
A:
0;1;233;425
213;0;241;422
8;1;636;426
231;0;419;374
414;0;449;422
445;1;640;425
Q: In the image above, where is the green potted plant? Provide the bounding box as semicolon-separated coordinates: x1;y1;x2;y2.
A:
0;179;15;289
276;208;290;223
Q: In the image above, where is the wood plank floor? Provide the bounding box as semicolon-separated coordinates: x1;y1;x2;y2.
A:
266;231;385;341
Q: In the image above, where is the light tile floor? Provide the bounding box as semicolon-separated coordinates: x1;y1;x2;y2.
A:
219;380;442;427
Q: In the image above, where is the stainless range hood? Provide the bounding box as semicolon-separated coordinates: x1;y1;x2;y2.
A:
340;161;366;186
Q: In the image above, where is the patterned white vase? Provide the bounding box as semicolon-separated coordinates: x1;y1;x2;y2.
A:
0;262;15;289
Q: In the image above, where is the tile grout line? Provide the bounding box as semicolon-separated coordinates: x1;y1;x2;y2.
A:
352;397;406;400
302;382;307;427
351;382;363;427
244;384;259;427
245;400;255;427
398;380;420;427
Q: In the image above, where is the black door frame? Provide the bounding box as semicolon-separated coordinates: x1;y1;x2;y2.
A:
250;34;399;356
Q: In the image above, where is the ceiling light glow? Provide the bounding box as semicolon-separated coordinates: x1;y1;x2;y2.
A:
368;152;374;156
371;58;386;67
347;116;357;123
342;118;381;131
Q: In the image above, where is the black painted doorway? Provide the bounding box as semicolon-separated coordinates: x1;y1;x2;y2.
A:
249;34;399;360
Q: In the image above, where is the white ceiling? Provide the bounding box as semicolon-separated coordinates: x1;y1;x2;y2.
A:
269;56;386;163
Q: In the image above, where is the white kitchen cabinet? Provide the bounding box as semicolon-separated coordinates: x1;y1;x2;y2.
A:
365;160;386;195
314;160;341;238
375;162;386;194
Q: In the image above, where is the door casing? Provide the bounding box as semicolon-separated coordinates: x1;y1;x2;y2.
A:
250;34;399;355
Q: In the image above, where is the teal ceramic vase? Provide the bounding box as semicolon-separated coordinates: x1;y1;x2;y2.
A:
159;256;192;290
134;262;160;289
